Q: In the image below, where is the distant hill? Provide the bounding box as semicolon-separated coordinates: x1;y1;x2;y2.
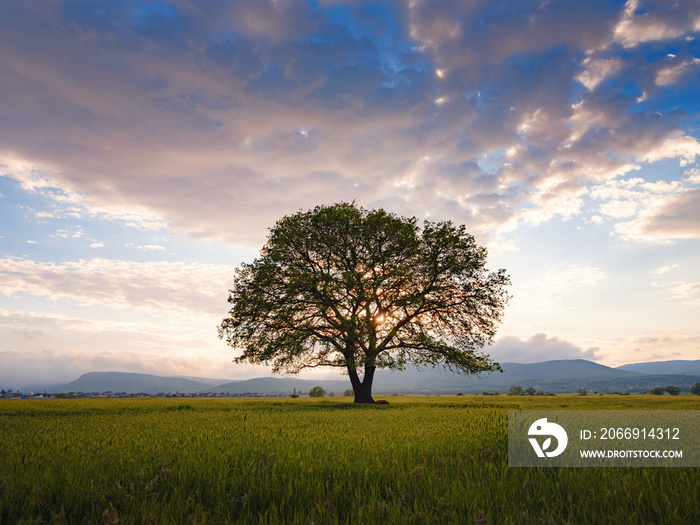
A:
210;377;351;395
55;372;215;395
369;359;644;393
44;359;700;395
175;375;238;387
617;360;700;376
519;374;700;394
212;360;695;395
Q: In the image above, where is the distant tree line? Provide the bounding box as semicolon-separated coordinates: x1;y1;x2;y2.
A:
507;386;555;396
650;385;684;395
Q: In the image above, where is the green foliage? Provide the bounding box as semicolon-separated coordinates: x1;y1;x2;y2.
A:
650;386;665;395
508;386;523;396
578;388;588;396
0;396;697;524
55;393;67;399
343;389;354;397
507;386;554;397
219;202;510;402
665;385;681;396
692;383;700;396
309;386;326;398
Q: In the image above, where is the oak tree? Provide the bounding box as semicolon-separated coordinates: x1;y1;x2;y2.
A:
219;203;510;403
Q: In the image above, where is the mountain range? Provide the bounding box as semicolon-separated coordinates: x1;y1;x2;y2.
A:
19;359;700;395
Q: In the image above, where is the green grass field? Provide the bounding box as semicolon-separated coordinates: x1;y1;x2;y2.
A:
1;395;697;524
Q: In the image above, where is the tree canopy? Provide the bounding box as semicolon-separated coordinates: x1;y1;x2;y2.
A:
219;202;510;403
309;386;326;398
665;385;681;396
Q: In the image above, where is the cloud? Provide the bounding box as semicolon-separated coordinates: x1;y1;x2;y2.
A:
0;157;167;232
667;281;700;300
0;257;234;316
490;333;600;364
409;0;616;71
588;334;700;366
509;265;608;316
0;307;341;388
614;188;700;241
612;0;700;49
0;306;251;387
0;0;699;251
642;136;700;167
652;280;700;306
587;174;700;242
685;168;700;184
577;57;623;91
652;263;679;275
655;58;700;86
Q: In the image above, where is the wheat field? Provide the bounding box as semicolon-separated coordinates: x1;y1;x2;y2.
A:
0;395;697;524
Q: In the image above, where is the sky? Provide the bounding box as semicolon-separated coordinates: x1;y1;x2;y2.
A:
1;0;700;388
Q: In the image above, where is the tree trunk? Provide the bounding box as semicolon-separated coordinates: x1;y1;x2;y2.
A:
348;365;376;404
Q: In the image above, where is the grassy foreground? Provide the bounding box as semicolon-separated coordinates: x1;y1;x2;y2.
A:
0;395;697;524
